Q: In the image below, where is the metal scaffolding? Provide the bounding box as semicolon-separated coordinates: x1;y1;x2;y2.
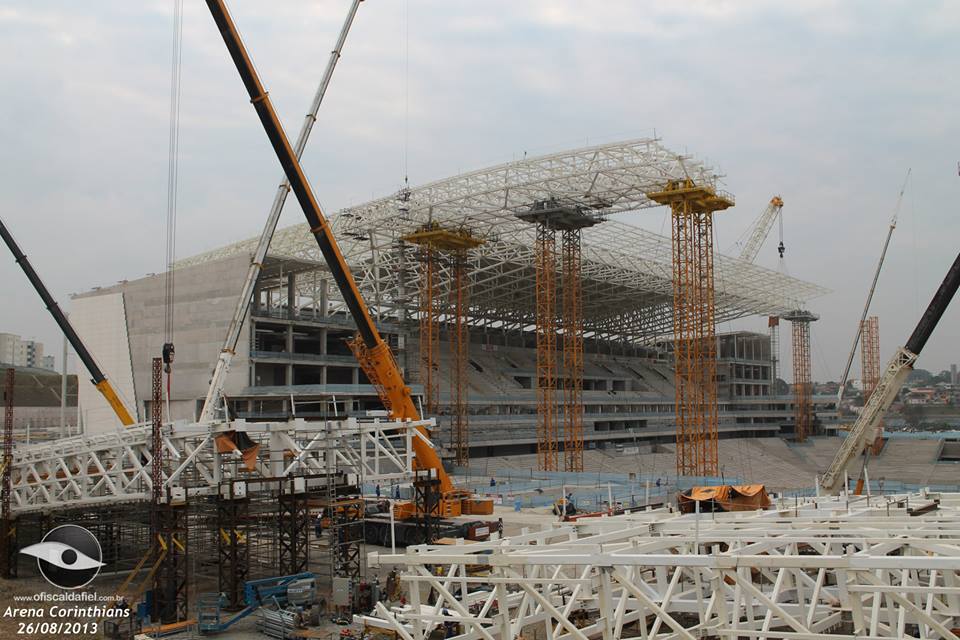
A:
417;244;440;414
449;249;471;466
786;309;818;443
647;179;733;477
363;491;960;640
861;315;882;453
403;223;483;463
534;222;559;471
181;139;827;346
562;228;585;472
768;315;780;388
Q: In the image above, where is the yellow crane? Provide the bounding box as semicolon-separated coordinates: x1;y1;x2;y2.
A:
0;217;135;426
202;0;489;518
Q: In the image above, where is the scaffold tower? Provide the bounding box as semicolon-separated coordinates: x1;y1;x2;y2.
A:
647;178;733;477
860;315;882;453
518;202;598;471
768;315;780;388
403;223;483;464
785;309;818;443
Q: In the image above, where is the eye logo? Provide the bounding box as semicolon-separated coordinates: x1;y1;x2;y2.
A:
20;524;104;589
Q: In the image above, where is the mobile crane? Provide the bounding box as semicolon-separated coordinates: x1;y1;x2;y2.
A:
819;248;960;495
0;216;136;426
203;0;490;518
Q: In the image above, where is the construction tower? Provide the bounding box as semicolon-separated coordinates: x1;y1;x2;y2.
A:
561;228;585;472
647;179;734;477
860;315;882;453
768;316;780;390
518;201;597;471
784;309;819;443
403;223;482;464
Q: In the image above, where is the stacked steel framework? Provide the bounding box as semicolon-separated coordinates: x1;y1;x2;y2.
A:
768;315;780;387
647;179;733;477
860;315;882;453
403;224;482;465
562;228;585;472
416;244;440;415
181;139;826;347
535;222;559;470
449;250;470;465
785;309;818;443
150;357;189;624
362;491;960;640
518;202;598;472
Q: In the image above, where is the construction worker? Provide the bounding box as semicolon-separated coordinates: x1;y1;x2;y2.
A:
314;509;323;538
375;483;381;498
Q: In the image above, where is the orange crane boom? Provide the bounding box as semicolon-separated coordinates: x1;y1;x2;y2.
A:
203;0;462;496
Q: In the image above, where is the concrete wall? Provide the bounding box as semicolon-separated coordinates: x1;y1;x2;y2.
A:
72;253;252;427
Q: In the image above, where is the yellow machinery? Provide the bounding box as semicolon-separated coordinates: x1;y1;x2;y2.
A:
202;0;491;519
1;217;136;426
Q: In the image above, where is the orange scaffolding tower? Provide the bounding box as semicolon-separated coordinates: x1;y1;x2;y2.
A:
449;249;471;466
860;315;882;454
647;179;733;478
561;228;584;472
518;201;598;472
403;223;482;463
785;309;818;443
535;223;559;470
417;244;440;414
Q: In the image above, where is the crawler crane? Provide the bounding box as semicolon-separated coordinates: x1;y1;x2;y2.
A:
203;0;491;519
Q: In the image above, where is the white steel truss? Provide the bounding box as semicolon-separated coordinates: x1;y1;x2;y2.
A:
362;492;960;640
9;416;424;514
178;138;828;344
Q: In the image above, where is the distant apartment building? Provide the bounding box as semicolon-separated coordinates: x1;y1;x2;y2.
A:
0;332;54;370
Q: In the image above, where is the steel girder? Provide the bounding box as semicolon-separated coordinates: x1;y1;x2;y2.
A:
363;492;960;640
177;139;828;345
9;417;421;514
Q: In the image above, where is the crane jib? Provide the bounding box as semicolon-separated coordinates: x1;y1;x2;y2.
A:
905;250;960;356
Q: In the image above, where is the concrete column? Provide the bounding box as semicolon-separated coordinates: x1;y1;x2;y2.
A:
319;328;327;355
319;278;329;317
352;367;359;385
287;272;296;319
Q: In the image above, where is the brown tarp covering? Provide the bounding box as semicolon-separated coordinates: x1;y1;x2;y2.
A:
678;484;771;514
214;431;260;472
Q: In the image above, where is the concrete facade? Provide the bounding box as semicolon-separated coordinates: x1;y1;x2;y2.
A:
72;253;252;429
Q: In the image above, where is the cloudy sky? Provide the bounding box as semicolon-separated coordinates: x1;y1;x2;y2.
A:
1;1;958;382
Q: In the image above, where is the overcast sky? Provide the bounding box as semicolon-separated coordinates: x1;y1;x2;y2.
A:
1;1;958;382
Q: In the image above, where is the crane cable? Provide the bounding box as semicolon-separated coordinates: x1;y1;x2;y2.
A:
163;0;185;413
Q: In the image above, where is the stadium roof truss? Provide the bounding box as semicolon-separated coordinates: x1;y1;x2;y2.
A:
361;492;960;640
179;138;828;344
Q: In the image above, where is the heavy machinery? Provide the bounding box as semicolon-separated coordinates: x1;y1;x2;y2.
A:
733;195;785;263
196;572;316;633
819;248;960;495
0;216;136;426
198;0;362;425
202;0;491;519
836;169;911;403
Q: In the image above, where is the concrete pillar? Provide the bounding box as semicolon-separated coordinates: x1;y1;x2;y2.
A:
319;328;327;355
352;367;359;385
319;278;329;317
287;272;296;319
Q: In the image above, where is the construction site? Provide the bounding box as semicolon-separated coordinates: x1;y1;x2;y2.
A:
0;2;958;639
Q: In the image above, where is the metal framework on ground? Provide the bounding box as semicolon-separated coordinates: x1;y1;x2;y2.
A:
177;139;827;346
362;491;960;640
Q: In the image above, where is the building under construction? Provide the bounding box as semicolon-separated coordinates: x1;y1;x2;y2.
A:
68;139;831;463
